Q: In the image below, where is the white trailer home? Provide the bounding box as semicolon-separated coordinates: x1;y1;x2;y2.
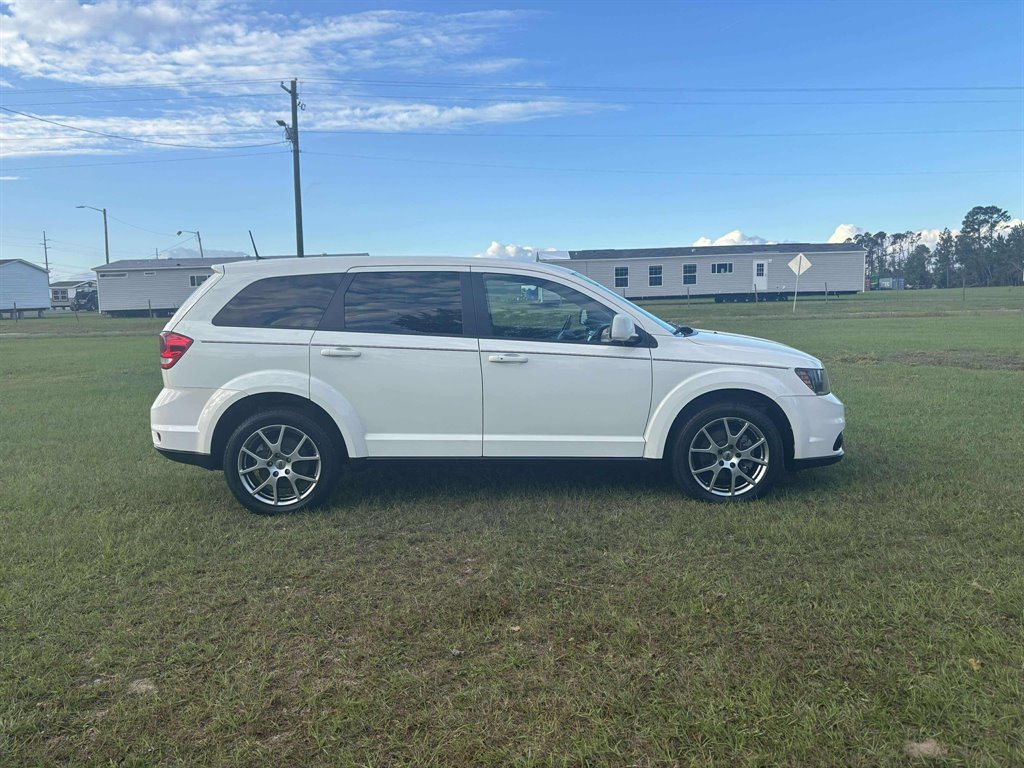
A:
0;259;50;317
545;243;866;302
94;257;250;316
50;279;97;310
94;255;370;316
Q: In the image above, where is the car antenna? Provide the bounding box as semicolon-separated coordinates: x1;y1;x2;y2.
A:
248;229;262;260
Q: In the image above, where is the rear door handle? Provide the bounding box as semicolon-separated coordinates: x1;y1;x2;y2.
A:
488;353;528;364
320;347;361;358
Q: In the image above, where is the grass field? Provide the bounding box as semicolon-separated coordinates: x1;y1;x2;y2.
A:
1;288;1022;766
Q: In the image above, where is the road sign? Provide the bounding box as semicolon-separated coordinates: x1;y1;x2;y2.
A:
788;253;812;276
789;253;812;313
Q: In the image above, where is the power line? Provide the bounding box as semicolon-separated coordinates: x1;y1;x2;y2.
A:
5;78;284;94
5;127;1021;143
1;149;287;171
2;92;286;107
105;215;177;237
302;149;1022;178
157;233;199;255
303;77;1024;94
0;107;287;149
302;127;1024;139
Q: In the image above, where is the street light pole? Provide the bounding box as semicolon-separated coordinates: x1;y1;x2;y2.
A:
177;229;204;258
76;205;109;264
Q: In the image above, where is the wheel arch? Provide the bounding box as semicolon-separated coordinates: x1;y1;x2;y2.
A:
653;388;795;469
209;393;349;470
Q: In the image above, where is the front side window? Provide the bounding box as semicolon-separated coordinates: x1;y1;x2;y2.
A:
343;271;463;336
614;266;628;288
190;275;209;287
213;274;343;329
648;265;663;287
683;264;697;285
711;262;733;274
756;263;765;277
481;273;616;344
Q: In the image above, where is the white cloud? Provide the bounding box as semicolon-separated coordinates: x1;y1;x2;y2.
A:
0;3;596;159
0;79;13;88
474;241;564;261
827;224;865;244
0;99;591;158
161;247;249;260
0;175;21;180
0;3;535;86
691;230;775;247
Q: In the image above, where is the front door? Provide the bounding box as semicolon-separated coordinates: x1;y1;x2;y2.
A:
753;260;768;292
474;270;653;458
310;268;482;457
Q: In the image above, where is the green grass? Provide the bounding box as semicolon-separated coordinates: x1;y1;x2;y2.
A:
1;288;1023;766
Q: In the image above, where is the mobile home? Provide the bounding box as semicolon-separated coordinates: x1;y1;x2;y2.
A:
94;255;369;316
0;259;50;317
545;243;866;302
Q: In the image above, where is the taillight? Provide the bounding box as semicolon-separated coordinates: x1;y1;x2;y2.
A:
159;331;194;369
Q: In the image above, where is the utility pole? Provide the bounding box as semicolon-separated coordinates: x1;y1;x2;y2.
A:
279;78;304;257
41;231;50;274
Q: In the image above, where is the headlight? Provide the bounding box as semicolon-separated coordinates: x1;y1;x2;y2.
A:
795;367;830;395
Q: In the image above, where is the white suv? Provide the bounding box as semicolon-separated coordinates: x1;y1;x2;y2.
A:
152;256;844;514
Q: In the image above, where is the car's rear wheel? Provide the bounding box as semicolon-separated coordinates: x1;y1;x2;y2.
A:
670;403;784;503
223;409;341;514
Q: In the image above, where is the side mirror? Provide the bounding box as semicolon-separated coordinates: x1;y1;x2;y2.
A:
609;313;639;342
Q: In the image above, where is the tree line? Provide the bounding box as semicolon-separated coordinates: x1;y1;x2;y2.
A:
850;205;1023;288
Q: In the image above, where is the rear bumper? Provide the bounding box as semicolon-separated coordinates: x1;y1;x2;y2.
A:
155;447;217;470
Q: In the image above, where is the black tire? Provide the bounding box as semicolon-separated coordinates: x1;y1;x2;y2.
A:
669;403;784;503
223;408;342;515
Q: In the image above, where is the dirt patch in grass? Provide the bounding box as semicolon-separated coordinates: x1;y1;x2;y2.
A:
904;738;947;759
889;350;1024;371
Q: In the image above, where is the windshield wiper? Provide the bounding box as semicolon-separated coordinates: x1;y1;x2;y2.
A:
673;324;696;337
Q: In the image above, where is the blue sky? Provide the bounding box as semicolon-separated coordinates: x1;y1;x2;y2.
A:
1;0;1022;279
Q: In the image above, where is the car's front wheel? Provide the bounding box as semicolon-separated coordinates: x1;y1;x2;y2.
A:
223;409;341;514
670;403;784;503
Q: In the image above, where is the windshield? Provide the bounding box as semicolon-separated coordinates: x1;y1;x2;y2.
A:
563;268;679;333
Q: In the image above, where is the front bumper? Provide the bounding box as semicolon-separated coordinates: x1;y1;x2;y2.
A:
781;392;846;463
155;447;217;470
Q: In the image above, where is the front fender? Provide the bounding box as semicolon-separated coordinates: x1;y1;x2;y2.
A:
643;366;797;459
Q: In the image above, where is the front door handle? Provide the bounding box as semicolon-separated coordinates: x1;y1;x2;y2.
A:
488;353;528;364
320;347;361;358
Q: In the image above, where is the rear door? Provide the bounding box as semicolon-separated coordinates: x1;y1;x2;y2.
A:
473;269;653;458
310;267;482;457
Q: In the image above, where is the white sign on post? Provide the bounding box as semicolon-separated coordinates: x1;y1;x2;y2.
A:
788;253;812;312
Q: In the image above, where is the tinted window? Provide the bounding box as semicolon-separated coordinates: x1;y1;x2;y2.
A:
343;271;463;336
213;274;343;329
482;273;616;344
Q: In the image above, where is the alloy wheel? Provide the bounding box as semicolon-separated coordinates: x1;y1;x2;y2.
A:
687;417;770;497
237;425;321;507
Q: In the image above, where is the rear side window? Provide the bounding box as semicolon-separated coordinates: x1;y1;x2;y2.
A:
212;274;343;329
342;271;463;336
